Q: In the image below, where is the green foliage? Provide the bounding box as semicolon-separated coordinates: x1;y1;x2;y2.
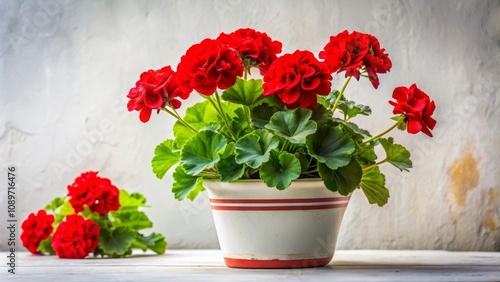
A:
338;100;372;120
37;237;55;255
265;108;317;144
133;233;167;255
152;139;180;179
217;155;245;182
98;226;137;257
379;137;413;172
180;130;227;176
306;125;356;170
360;166;390;206
172;165;205;201
235;129;280;168
260;151;301;190
251;103;278;128
318;159;362;195
222;77;263;106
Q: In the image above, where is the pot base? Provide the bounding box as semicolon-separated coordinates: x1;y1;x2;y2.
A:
224;257;332;269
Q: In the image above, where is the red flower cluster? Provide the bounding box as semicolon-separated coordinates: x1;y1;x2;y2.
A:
20;210;54;254
67;171;120;216
263;50;332;109
51;214;100;259
177;38;244;95
320;30;392;88
389;84;437;137
217;28;282;75
127;66;189;123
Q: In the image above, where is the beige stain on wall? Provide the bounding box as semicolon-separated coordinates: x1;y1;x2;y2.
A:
482;189;499;232
449;150;480;207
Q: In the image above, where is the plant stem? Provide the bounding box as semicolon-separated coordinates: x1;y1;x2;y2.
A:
363;160;388;171
361;119;403;145
244;68;248;80
162;108;198;133
331;76;352;114
213;92;237;141
244;106;253;131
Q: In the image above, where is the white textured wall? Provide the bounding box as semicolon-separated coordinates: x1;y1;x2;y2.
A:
1;0;499;251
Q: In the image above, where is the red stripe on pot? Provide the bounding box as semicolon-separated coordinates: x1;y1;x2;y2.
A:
210;203;349;211
224;256;332;269
209;196;350;204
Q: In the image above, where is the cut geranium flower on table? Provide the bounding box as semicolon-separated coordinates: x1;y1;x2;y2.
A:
127;28;437;207
20;171;167;258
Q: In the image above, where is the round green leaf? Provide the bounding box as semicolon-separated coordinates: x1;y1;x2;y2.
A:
217;155;245;182
221;77;263;106
172;166;205;201
180;130;227;176
265;108;317;144
360;166;389;206
318;159;362;195
173;100;240;147
98;226;136;257
235;129;279;168
306;125;355;170
151;139;180;180
251;103;278;129
260;151;301;190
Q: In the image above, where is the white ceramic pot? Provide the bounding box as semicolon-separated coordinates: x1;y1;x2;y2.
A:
203;179;350;269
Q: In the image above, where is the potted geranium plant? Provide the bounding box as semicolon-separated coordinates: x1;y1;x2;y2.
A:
126;28;436;269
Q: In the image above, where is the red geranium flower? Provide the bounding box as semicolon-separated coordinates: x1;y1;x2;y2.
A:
217;28;282;75
176;38;244;95
127;66;189;123
363;34;392;89
51;214;100;259
67;171;120;216
263;50;332;110
320;31;392;89
319;30;369;79
20;210;54;254
389;84;436;137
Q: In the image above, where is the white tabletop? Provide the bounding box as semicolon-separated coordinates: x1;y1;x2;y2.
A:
1;250;499;281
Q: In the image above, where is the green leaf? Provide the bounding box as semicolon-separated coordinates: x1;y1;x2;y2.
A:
221;77;263;106
111;210;153;230
392;115;407;131
265;108;317;144
356;144;378;166
217;155;245;182
360;166;390;206
260;151;301;190
173;101;240;147
251;103;278;128
37;237;54;255
172;166;204;201
151;139;180;180
338;100;372;120
133;233;167;254
318;159;362;195
379;138;413;172
311;104;332;126
235;129;280;168
98;226;136;257
230;107;250;138
336;119;372;143
180;130;227;176
219;142;235;159
119;190;148;209
317;90;340;109
55;200;75;224
306;125;356;170
44;197;66;212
